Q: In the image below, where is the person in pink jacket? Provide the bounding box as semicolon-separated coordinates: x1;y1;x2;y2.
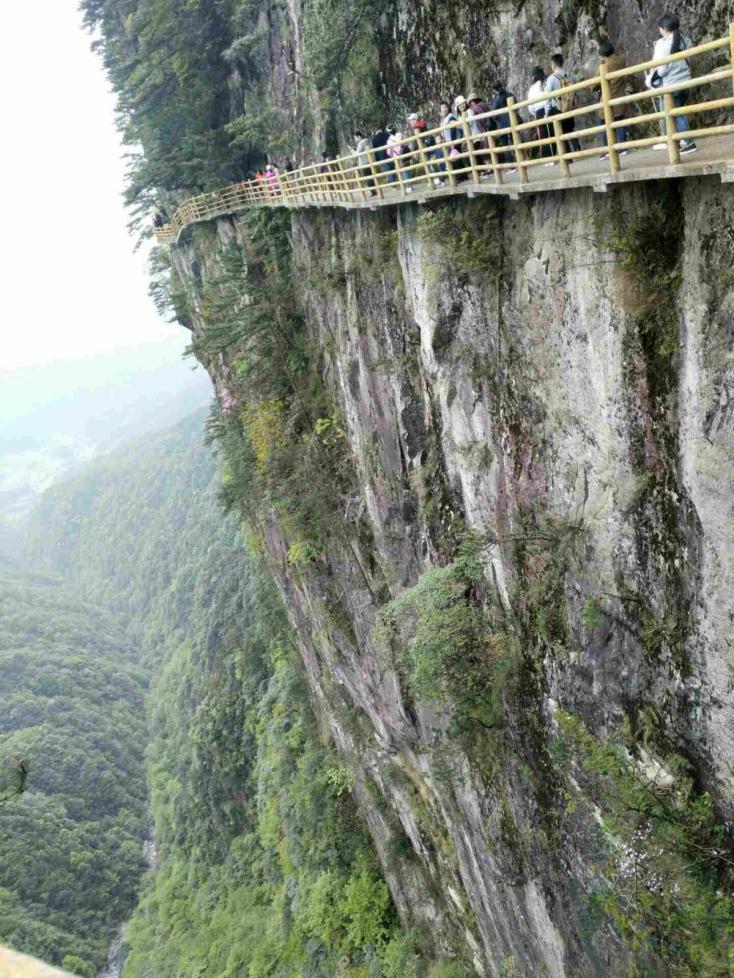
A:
265;163;280;196
385;128;403;183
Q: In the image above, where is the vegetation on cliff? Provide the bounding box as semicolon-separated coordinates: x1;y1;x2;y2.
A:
80;0;389;223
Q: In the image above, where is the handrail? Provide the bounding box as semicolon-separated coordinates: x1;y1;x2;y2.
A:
156;25;734;243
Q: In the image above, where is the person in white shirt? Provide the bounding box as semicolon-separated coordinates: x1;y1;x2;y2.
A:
527;66;549;158
385;129;403;183
646;13;696;154
352;131;376;196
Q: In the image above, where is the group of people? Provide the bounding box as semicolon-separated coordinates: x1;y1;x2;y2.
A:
154;11;699;224
339;13;698;196
343;12;697;194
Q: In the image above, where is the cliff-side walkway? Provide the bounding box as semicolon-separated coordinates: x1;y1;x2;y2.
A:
157;30;734;244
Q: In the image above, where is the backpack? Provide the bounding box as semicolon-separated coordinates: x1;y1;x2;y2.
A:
556;72;579;113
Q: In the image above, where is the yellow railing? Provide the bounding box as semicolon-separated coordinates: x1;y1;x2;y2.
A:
156;27;734;243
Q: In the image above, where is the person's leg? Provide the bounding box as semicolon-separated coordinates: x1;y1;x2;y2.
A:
498;134;515;164
673;92;691;134
563;116;580;155
547;108;561;160
598;117;608;148
537;108;551;158
657;95;667;136
361;166;376;195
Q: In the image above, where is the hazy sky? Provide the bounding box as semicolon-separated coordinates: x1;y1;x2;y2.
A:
1;0;184;371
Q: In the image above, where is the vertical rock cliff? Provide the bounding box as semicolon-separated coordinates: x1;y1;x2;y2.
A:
167;176;734;976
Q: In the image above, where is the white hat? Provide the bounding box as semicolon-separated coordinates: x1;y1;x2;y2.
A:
407;112;419;121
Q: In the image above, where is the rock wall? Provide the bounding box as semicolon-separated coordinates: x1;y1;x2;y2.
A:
170;175;734;976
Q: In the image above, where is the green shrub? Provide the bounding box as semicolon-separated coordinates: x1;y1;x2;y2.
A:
62;956;95;978
381;541;511;730
427;960;476;978
580;597;603;630
557;712;734;977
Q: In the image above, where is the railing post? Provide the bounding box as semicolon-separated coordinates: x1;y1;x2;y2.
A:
440;126;456;188
324;162;336;203
393;146;408;198
486;129;504;185
284;170;298;204
414;131;431;188
328;157;344;200
462;118;480;184
507;97;528;183
309;165;320;203
551;115;571;178
599;64;620;175
357;152;371;201
336;157;349;201
663;91;681;164
314;165;324;203
324;160;339;200
287;171;299;205
324;161;336;202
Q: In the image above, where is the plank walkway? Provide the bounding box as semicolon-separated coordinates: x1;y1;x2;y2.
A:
292;134;734;206
156;29;734;244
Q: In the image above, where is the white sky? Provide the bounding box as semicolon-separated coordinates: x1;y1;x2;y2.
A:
1;0;184;371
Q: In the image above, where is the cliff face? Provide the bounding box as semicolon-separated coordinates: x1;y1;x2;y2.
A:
169;172;734;975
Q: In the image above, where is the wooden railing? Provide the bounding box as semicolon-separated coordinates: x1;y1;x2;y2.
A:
156;27;734;243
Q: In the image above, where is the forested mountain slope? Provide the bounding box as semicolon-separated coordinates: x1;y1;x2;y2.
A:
26;413;449;978
0;573;147;977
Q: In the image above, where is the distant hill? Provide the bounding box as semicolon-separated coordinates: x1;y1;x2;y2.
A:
0;342;210;563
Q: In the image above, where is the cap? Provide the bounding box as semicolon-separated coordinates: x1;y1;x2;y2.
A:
455;95;467;105
408;112;419;121
467;91;481;103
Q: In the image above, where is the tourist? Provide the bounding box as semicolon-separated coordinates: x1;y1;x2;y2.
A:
372;125;391;181
454;97;473;177
527;67;548;159
544;53;581;164
407;113;435;188
386;128;404;183
489;80;516;163
467;92;495;174
439;99;462;180
353;131;376;196
467;92;494;136
318;152;334;191
596;42;630;157
265;163;280;196
646;14;696;154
